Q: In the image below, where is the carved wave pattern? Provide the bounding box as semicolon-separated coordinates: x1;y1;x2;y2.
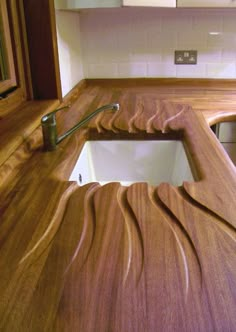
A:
14;180;236;331
87;94;190;134
6;100;236;331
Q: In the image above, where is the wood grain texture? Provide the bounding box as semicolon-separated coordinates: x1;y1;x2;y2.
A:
82;80;236;131
0;0;32;113
0;0;17;93
0;100;59;168
0;79;236;331
22;0;61;99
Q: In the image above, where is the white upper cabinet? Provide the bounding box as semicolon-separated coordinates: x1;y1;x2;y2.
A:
54;0;121;10
55;0;176;10
122;0;176;6
177;0;236;7
55;0;236;9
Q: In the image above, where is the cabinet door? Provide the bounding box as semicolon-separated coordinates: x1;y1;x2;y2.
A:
122;0;176;7
177;0;236;7
219;122;236;143
54;0;121;10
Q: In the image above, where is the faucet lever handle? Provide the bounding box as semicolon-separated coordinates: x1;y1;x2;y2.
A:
41;105;70;125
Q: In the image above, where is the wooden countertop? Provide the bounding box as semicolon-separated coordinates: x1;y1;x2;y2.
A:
0;79;236;331
0;99;60;168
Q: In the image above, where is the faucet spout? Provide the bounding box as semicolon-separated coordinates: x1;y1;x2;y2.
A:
41;103;119;151
57;103;119;145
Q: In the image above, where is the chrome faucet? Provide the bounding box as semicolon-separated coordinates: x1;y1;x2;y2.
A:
41;103;120;151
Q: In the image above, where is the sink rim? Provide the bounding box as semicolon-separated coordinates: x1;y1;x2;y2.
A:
69;139;194;187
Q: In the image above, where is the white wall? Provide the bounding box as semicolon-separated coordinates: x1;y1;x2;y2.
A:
79;8;236;79
55;11;84;96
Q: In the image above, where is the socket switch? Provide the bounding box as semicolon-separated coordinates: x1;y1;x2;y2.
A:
175;50;197;65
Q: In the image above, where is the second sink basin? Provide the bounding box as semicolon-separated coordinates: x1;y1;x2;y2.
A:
69;140;194;186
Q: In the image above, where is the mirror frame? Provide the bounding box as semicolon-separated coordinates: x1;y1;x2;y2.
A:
0;0;17;94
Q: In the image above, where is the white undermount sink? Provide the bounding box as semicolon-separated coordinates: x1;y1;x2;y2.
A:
69;140;194;186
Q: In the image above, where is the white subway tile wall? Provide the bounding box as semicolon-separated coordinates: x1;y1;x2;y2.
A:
56;11;84;96
79;8;236;79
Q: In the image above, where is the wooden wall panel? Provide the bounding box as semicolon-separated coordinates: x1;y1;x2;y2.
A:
23;0;62;100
